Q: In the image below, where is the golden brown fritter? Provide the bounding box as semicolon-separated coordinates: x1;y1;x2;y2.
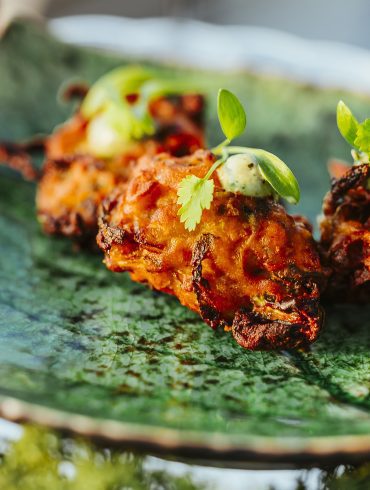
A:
97;150;324;350
320;164;370;303
0;140;43;181
37;155;125;240
37;94;205;240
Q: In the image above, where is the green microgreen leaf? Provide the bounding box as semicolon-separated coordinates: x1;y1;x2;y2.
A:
249;149;300;204
81;66;153;119
337;100;360;149
225;147;300;204
177;175;215;231
354;119;370;155
81;67;205;157
217;89;247;142
139;78;200;106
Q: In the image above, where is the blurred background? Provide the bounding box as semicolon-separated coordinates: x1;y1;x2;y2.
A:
2;0;370;48
3;0;370;94
43;0;370;49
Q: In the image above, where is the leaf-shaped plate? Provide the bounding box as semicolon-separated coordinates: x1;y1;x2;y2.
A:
0;22;369;465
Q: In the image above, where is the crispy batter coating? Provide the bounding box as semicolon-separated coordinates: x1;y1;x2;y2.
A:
0;140;43;181
37;155;125;239
37;95;205;240
97;150;324;350
320;164;370;303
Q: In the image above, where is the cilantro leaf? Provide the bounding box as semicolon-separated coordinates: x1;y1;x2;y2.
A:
217;89;247;142
354;119;370;155
177;175;214;231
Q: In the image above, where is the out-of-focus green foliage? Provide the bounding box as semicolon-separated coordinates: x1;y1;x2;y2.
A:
0;426;204;490
321;464;370;490
0;426;369;490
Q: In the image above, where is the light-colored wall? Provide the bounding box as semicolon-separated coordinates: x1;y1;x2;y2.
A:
3;0;370;48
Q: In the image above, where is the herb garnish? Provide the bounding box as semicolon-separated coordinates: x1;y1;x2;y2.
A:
337;100;370;164
80;66;201;157
177;89;300;231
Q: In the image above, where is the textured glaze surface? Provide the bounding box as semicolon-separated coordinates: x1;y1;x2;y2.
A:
0;22;369;448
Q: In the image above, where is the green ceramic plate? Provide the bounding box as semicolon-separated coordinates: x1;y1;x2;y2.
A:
0;21;369;465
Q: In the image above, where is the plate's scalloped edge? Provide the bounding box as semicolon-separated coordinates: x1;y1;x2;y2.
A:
1;395;370;466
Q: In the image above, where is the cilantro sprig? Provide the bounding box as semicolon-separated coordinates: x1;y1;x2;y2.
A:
337;100;370;164
177;89;300;231
177;175;215;232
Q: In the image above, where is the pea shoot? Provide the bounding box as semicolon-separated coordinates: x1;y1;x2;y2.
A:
177;89;300;231
337;100;370;165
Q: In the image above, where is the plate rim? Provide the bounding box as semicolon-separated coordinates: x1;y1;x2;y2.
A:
1;394;369;465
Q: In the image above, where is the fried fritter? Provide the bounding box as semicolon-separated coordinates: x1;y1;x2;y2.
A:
37;155;125;240
37;95;205;240
97;150;324;350
0;137;44;181
320;164;370;303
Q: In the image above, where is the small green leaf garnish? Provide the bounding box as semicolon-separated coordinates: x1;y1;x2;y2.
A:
81;66;157;156
177;175;215;231
354;119;370;154
247;149;300;204
217;89;247;142
81;66;153;119
336;101;370;172
80;66;203;157
336;100;360;149
177;89;300;231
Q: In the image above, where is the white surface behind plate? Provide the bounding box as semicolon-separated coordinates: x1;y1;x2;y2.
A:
50;15;370;94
